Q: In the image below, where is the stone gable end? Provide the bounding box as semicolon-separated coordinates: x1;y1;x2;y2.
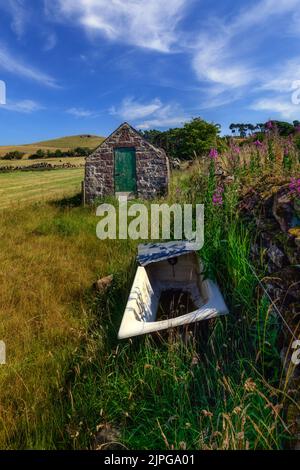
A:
84;122;169;203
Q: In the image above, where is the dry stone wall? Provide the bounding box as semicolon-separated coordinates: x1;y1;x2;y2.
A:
240;177;300;449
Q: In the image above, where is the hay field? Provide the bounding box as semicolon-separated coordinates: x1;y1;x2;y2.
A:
0;168;84;209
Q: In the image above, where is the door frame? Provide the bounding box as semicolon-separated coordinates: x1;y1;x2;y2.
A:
114;146;137;195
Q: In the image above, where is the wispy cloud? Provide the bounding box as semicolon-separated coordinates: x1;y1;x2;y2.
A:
43;32;57;52
0;0;29;38
250;97;300;120
110;97;162;120
137;111;188;130
110;97;189;129
192;0;300;106
259;58;300;93
66;107;98;118
3;99;43;113
46;0;189;52
248;56;300;119
231;0;300;32
0;45;58;87
193;37;256;89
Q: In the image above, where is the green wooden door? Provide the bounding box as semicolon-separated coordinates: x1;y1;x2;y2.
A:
114;147;136;193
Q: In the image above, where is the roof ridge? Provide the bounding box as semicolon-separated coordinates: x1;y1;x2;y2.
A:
91;122;165;155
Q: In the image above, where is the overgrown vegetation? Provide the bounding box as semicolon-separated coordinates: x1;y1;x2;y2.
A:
56;149;297;450
1;121;299;450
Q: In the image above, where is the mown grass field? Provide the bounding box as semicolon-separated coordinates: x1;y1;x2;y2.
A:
0;134;104;158
0;168;84;209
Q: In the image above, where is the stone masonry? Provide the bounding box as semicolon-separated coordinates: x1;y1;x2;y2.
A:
84;122;170;203
239;177;300;449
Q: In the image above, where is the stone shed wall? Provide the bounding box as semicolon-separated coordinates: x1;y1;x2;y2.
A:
84;123;169;203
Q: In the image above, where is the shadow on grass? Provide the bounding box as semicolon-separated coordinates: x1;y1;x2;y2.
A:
51;192;83;208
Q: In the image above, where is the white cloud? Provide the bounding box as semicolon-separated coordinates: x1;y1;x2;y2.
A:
232;0;300;33
199;86;244;109
43;32;57;52
250;97;300;119
259;58;300;93
46;0;189;52
193;37;256;89
136;101;188;129
0;45;58;87
110;96;188;129
0;0;28;38
192;0;300;103
137;113;187;130
247;55;300;120
66;107;98;118
3;99;43;113
110;97;162;120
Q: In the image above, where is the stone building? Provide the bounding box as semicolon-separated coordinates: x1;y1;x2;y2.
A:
84;122;169;203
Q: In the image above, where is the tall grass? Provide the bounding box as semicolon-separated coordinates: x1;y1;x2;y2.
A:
55;164;290;450
0;200;137;449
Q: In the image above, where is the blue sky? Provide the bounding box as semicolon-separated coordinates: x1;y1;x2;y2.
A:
0;0;300;144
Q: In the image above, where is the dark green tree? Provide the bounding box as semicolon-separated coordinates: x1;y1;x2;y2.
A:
2;151;24;160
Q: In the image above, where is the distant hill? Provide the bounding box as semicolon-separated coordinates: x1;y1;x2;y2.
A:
0;134;105;157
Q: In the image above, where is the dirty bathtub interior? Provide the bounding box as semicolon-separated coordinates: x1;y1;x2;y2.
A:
118;242;229;339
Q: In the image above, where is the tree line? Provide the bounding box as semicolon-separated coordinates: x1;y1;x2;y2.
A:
1;147;93;161
229;120;300;137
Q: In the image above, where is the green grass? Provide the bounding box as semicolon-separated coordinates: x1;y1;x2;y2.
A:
54;170;288;450
32;134;104;149
0;168;84;209
0;139;296;449
0;200;138;449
